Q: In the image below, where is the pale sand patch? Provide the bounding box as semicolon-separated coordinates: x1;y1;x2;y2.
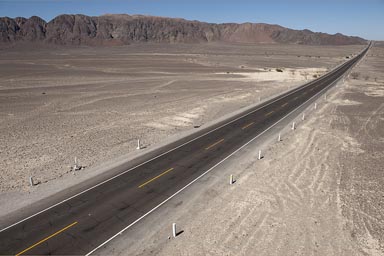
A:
331;99;362;106
359;232;382;256
340;135;365;154
145;107;206;130
212;92;253;103
363;84;384;97
217;67;327;82
144;122;173;130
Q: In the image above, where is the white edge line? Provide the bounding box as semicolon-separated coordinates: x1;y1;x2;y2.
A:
85;66;347;255
0;48;365;233
0;75;311;233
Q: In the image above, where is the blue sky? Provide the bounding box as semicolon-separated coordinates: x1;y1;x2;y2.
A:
0;0;383;40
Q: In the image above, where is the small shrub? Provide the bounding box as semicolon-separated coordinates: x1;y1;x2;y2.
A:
364;75;370;81
351;72;360;79
276;68;283;72
313;74;318;78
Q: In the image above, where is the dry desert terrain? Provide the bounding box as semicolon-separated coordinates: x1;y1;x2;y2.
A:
2;43;383;255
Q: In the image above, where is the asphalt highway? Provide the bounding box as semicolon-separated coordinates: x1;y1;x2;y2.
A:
0;44;369;255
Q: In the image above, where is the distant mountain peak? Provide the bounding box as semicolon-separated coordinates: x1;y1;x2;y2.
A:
0;14;367;46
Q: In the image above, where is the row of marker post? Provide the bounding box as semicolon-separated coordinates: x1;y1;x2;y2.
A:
172;90;332;239
28;98;321;188
228;96;323;187
27;92;328;242
168;88;334;238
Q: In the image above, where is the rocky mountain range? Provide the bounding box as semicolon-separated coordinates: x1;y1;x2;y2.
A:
0;14;367;46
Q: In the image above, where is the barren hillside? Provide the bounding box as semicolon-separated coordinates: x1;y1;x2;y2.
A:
0;14;367;46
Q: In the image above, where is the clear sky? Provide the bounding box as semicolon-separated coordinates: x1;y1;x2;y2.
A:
0;0;383;40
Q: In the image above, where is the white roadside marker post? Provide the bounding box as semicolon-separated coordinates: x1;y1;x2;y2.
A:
258;150;262;160
325;94;327;100
230;175;234;185
136;139;141;150
258;96;261;102
278;133;281;142
314;103;317;110
29;176;34;187
302;113;305;121
292;122;295;130
172;223;177;238
73;157;79;171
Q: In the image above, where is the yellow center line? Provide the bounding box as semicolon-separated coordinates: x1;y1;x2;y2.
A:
205;138;225;150
16;221;78;256
294;96;299;100
310;88;314;91
138;168;174;188
265;111;274;116
281;102;288;107
242;122;255;130
303;92;307;95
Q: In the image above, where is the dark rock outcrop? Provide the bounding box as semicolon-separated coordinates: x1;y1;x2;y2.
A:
18;16;46;41
0;17;20;42
0;14;367;45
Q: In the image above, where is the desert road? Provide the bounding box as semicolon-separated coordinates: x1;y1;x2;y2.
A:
0;43;369;255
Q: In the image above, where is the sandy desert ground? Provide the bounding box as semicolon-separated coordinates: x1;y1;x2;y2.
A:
0;43;363;218
96;43;384;255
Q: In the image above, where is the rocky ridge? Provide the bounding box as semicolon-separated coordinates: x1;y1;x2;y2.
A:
0;14;367;45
